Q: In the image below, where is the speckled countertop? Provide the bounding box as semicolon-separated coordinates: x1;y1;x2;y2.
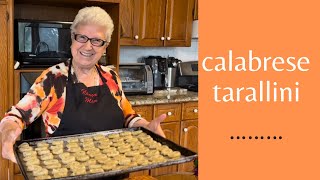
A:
127;88;198;106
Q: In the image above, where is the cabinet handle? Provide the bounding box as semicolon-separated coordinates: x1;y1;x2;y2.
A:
183;128;188;132
166;37;171;40
161;37;165;41
167;112;172;116
193;109;198;113
134;35;139;40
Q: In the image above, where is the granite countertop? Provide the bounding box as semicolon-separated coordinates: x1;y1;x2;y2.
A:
127;88;198;106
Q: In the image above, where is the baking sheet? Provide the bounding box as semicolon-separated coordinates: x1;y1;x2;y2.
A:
14;127;198;180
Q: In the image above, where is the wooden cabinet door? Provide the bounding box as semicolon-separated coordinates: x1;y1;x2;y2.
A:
154;103;181;122
151;122;180;176
179;119;198;172
182;102;198;120
133;105;153;121
164;0;193;47
138;0;166;46
120;0;140;45
130;105;152;177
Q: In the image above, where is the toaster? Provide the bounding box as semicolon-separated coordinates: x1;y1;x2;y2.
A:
119;63;154;95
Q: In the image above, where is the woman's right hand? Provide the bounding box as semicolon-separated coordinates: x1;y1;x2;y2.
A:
0;120;22;163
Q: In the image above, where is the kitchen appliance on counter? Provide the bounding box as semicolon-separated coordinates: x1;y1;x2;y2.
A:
14;19;72;68
144;56;168;89
166;57;181;88
177;61;198;92
119;63;153;95
144;56;181;89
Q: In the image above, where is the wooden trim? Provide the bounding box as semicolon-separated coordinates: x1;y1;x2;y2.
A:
8;0;13;108
193;0;198;20
8;1;15;179
104;3;120;72
0;2;9;179
87;0;120;3
14;0;120;5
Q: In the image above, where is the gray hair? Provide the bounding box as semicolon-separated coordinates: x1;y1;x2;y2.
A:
70;6;114;43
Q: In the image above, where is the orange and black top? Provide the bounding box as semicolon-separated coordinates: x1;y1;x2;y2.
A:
3;60;142;136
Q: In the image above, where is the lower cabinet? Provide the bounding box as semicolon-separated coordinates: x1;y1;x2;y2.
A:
132;101;198;177
178;119;198;172
133;105;153;120
150;122;180;176
129;170;150;177
12;163;24;180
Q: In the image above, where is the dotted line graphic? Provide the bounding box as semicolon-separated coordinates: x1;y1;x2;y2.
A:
230;136;282;140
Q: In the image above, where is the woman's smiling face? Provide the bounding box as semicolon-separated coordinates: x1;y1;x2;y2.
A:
71;23;107;69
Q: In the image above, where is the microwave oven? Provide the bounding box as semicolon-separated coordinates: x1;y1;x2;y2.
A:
119;64;154;95
14;19;72;68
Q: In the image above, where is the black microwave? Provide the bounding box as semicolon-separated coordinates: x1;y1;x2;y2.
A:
14;19;72;68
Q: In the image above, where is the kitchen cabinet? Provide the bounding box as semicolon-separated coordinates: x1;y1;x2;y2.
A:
154;103;181;122
129;105;153;177
182;102;198;120
162;0;194;46
120;0;194;47
179;101;198;172
137;0;166;46
132;100;198;177
139;0;194;47
150;121;180;176
134;105;153;120
119;0;140;45
178;119;198;172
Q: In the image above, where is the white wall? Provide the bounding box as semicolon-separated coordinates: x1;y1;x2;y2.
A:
119;38;198;64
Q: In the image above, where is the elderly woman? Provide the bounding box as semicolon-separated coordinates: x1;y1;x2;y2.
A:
0;6;166;165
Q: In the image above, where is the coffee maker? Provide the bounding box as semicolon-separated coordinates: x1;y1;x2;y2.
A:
166;57;181;88
144;56;168;89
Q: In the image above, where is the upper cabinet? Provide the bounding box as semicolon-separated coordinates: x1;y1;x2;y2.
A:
119;0;140;45
120;0;194;47
162;0;194;47
138;0;166;46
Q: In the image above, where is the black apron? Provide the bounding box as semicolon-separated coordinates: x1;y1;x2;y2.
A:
53;62;124;136
53;62;128;179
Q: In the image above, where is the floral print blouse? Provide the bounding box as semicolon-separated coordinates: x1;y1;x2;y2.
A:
2;60;141;136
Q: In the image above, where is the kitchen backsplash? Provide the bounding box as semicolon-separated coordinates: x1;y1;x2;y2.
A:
119;38;198;63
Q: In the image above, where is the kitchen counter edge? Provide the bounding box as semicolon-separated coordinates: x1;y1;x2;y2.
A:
127;91;198;106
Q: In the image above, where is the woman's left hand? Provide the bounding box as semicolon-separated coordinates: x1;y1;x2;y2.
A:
145;114;166;137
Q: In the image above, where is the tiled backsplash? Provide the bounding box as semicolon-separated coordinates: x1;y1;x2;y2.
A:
119;38;198;63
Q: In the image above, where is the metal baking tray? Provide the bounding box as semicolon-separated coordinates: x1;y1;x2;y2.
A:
14;127;198;180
